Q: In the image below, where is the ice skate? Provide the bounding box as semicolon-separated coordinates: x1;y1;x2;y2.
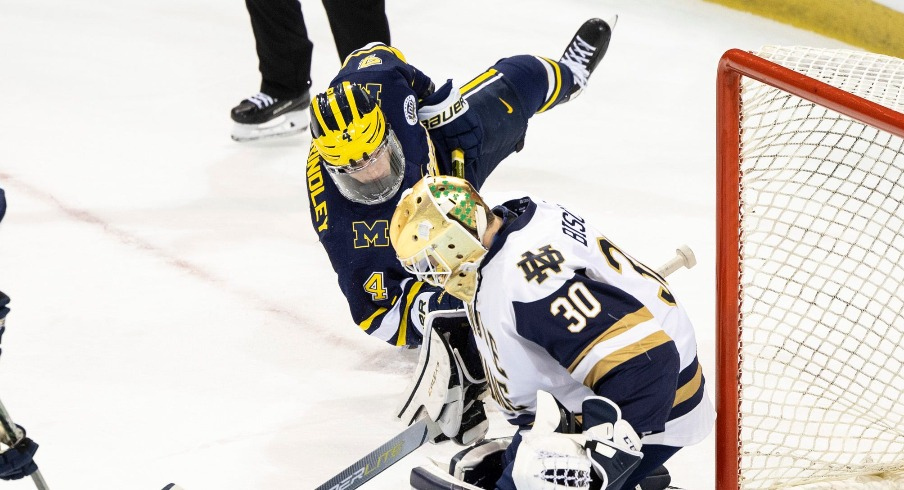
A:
230;91;310;142
559;16;617;102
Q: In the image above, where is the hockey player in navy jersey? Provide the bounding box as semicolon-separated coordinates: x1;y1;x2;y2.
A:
388;175;715;490
306;17;615;348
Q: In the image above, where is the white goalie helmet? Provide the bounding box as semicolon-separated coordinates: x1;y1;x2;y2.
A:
390;175;492;302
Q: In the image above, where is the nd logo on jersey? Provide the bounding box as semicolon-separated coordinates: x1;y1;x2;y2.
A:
517;245;564;283
353;220;390;248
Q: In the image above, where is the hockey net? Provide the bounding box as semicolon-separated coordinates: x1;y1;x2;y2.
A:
716;46;904;490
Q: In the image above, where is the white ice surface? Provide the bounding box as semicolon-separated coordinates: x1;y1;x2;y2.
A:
0;1;850;489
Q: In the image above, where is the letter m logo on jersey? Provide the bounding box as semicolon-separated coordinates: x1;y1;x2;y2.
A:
517;245;565;284
353;220;390;248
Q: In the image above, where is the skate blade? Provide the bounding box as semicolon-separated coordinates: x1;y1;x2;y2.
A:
231;111;310;142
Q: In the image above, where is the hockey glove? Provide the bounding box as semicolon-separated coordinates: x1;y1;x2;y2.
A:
0;427;38;481
0;290;8;322
397;310;488;446
512;391;592;490
582;396;644;490
0;291;8;358
417;80;483;173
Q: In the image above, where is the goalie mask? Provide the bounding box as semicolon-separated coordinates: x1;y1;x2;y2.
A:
310;81;406;205
390;175;491;302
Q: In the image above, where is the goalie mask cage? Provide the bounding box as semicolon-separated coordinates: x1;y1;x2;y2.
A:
716;47;904;490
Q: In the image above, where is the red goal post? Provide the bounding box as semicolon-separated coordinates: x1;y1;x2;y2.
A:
716;48;904;490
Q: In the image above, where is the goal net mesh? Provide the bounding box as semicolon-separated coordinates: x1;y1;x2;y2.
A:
736;46;904;489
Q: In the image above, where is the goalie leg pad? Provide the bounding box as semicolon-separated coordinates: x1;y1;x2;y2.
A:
397;310;488;446
411;463;484;490
410;438;512;490
632;464;672;490
450;437;512;489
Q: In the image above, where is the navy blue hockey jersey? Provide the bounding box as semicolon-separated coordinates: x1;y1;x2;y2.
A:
305;44;460;347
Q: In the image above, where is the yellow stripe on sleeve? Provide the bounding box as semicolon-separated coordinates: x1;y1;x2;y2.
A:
396;281;425;346
358;306;388;331
460;69;499;95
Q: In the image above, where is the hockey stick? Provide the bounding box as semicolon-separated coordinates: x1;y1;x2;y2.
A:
655;245;697;277
314;417;437;490
0;401;49;490
0;304;50;490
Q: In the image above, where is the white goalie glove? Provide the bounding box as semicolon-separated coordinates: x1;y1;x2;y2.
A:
513;391;644;490
513;391;593;490
397;310;488;446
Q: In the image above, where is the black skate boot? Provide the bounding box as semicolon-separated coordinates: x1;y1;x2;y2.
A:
559;16;617;102
230;91;311;142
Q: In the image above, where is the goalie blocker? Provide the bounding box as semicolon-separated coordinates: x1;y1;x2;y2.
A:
397;310;489;446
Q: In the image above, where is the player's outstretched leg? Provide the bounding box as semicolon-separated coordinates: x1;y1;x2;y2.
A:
559;16;617;102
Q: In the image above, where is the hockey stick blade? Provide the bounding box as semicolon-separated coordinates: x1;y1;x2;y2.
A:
315;417;435;490
655;245;696;278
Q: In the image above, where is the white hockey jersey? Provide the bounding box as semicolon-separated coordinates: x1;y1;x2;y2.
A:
466;197;714;447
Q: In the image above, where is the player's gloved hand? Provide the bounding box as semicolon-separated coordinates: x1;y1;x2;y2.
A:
397;310;488;446
0;290;9;322
0;290;9;357
582;395;644;490
0;187;6;223
0;427;38;481
417;80;483;174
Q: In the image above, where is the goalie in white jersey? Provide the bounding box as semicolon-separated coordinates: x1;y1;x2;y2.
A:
389;175;714;490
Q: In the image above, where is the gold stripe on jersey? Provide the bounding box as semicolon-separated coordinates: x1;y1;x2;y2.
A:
673;363;703;407
396;281;425;346
460;69;500;95
358;306;388;331
342;44;407;68
536;57;563;113
580;330;673;388
567;307;654;373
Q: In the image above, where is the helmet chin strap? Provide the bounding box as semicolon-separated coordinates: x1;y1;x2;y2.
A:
475;205;488;242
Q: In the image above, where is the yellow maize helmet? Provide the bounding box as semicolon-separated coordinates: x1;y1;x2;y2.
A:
310;81;406;204
390;175;492;302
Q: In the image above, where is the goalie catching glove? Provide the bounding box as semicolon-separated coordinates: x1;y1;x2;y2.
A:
397;310;488;446
513;391;643;490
